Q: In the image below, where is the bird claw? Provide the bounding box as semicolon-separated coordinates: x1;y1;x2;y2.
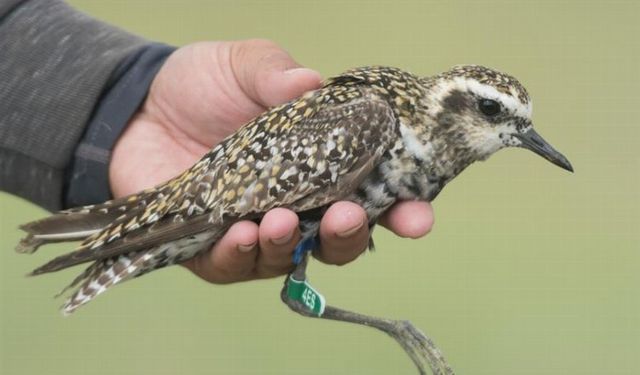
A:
388;320;455;375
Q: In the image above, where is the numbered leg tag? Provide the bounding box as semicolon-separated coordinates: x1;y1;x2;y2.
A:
286;277;326;316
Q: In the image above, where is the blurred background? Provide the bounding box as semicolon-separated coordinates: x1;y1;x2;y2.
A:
1;0;638;374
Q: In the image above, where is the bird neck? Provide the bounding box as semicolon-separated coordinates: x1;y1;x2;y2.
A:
381;107;484;201
406;121;475;176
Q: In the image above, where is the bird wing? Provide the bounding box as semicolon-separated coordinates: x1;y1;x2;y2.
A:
195;85;397;217
29;83;397;275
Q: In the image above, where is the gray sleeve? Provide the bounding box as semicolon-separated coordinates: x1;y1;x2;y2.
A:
0;0;148;210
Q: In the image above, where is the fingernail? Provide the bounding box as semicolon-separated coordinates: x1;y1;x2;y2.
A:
271;231;294;246
336;219;366;238
284;67;322;84
284;67;316;75
237;242;257;253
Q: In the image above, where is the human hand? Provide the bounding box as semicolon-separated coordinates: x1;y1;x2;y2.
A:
109;39;434;283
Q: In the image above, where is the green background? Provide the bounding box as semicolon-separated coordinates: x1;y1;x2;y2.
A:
1;1;638;374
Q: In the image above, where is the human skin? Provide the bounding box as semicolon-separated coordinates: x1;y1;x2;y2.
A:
109;39;434;283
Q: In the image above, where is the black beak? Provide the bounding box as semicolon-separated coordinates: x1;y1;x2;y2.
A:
514;128;573;172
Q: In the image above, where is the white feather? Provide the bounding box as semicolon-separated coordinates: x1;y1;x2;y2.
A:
34;229;100;240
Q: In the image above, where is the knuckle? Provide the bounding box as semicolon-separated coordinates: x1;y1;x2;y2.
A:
211;255;255;283
261;235;298;257
236;38;283;58
426;212;435;233
329;257;352;266
316;243;366;266
257;263;293;279
213;264;251;284
211;265;237;284
242;38;280;50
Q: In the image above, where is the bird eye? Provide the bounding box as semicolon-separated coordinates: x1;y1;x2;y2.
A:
478;99;501;116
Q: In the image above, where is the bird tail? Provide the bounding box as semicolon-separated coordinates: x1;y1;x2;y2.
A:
16;209;103;253
15;194;151;254
60;247;164;315
58;230;219;315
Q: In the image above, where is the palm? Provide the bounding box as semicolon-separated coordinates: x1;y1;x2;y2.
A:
110;41;299;196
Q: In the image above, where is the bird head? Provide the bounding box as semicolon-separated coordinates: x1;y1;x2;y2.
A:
423;65;573;172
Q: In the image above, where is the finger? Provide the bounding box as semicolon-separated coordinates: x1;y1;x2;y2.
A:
231;39;323;107
255;208;301;278
316;201;369;266
183;221;259;284
378;201;434;239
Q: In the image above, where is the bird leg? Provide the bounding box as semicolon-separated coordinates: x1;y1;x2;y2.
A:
280;254;455;375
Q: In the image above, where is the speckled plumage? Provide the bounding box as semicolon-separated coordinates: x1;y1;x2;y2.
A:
17;64;570;317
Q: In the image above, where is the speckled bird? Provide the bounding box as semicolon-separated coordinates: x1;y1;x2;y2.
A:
17;65;572;375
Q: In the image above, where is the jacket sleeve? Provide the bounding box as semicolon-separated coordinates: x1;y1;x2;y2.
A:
0;0;168;211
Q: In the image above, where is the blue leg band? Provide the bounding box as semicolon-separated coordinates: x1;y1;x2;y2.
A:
292;236;319;264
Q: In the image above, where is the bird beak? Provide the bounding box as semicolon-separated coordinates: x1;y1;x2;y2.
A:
514;128;574;172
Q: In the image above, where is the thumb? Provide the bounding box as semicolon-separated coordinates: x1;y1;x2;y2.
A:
231;39;322;107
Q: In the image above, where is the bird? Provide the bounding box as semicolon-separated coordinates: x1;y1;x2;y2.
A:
16;64;573;375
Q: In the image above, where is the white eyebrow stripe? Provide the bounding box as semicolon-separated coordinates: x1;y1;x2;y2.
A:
456;77;532;118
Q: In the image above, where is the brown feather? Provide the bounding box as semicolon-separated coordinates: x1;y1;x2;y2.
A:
16;190;155;253
28;214;219;275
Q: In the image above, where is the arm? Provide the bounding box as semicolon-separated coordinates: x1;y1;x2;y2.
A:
0;0;157;210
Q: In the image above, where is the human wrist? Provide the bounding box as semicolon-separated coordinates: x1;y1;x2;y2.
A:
65;43;176;208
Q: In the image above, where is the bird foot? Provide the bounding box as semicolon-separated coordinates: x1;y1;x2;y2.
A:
281;256;455;375
387;320;455;375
